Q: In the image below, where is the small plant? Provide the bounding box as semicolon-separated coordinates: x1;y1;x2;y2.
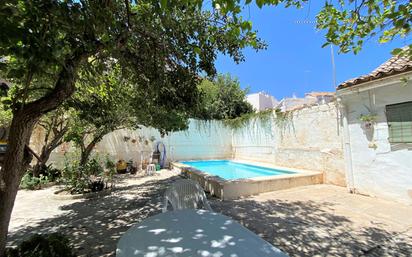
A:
149;136;156;142
359;104;378;129
359;113;378;122
6;233;75;257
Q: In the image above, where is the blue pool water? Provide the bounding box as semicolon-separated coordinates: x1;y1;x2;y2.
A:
181;160;295;180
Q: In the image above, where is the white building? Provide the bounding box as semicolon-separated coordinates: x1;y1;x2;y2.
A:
337;54;412;204
246;92;278;111
277;92;335;112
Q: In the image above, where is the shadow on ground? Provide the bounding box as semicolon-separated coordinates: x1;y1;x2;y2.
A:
8;178;412;257
212;199;412;257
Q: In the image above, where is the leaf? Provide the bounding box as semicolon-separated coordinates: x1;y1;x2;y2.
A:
160;0;167;9
391;48;403;55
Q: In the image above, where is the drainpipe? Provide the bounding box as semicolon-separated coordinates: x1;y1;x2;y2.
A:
337;97;356;193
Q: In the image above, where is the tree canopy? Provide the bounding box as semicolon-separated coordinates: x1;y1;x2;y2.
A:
194;74;254;120
316;0;412;57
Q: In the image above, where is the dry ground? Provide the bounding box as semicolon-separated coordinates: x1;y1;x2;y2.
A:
7;171;412;257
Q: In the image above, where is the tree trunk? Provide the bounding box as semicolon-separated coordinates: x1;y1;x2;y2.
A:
0;114;36;257
32;127;66;177
0;53;83;257
79;142;96;167
31;147;51;177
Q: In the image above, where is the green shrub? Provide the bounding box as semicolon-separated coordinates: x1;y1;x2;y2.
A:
6;233;76;257
20;164;61;190
62;154;115;194
39;164;62;182
20;174;49;190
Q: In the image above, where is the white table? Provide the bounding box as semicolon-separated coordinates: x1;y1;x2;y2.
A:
116;209;288;257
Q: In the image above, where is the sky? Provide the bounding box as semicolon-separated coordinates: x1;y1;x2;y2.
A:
215;2;408;100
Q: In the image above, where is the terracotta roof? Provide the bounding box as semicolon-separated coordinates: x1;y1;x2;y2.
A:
337;54;412;90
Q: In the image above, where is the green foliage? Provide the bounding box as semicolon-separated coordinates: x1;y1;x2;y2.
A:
6;233;75;257
20;165;61;190
359;114;378;122
224;108;293;138
19;173;49;190
223;108;274;130
316;1;412;57
0;101;11;128
194;74;254;120
105;156;116;176
273;108;293;138
0;0;267;115
62;154;112;194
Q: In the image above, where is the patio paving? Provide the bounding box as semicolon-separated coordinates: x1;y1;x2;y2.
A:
7;172;412;257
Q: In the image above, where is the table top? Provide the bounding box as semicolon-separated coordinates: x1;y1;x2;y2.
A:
116;209;288;257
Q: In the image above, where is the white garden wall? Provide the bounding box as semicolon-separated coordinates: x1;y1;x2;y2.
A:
232;103;346;186
35;104;346;187
42;120;232;168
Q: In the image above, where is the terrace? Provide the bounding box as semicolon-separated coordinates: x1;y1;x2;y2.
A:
8;173;412;256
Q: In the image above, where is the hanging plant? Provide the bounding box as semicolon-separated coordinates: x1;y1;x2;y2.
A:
149;136;156;142
359;104;378;129
359;114;378;129
223;109;274;131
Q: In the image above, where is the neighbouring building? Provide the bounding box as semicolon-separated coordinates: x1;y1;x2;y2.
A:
305;92;335;105
277;92;335;112
337;53;412;204
246;92;278;111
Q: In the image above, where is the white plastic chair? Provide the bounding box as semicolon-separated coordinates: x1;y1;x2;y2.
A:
162;179;212;212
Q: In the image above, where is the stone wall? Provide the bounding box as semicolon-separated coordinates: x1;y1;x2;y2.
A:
232;103;346;186
37;104;346;187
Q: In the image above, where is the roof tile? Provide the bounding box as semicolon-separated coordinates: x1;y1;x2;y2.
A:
337;53;412;90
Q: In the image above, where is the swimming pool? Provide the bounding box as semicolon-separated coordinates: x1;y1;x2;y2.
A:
181;160;295;180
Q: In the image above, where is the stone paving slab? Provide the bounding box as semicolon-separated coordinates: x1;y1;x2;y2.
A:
7;174;412;257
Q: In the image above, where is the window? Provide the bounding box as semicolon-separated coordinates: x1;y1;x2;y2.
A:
386;101;412;143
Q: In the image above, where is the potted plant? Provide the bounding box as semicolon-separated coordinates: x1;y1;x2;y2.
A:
359;113;377;129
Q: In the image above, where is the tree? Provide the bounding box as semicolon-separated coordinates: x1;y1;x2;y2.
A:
194;74;254;120
0;1;271;253
65;63;138;167
213;0;411;57
315;1;412;57
31;108;68;177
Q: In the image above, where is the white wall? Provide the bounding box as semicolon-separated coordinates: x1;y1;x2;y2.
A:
42;104;345;186
46;120;232;168
233;103;346;186
339;74;412;204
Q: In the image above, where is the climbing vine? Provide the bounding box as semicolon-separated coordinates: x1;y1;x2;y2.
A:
223;109;274;131
223;108;293;134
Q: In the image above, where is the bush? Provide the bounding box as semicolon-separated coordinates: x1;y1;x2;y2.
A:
6;233;76;257
38;164;61;182
20;165;62;190
62;154;115;194
20;173;49;190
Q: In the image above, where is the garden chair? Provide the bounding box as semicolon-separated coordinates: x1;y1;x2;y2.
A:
162;179;212;212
